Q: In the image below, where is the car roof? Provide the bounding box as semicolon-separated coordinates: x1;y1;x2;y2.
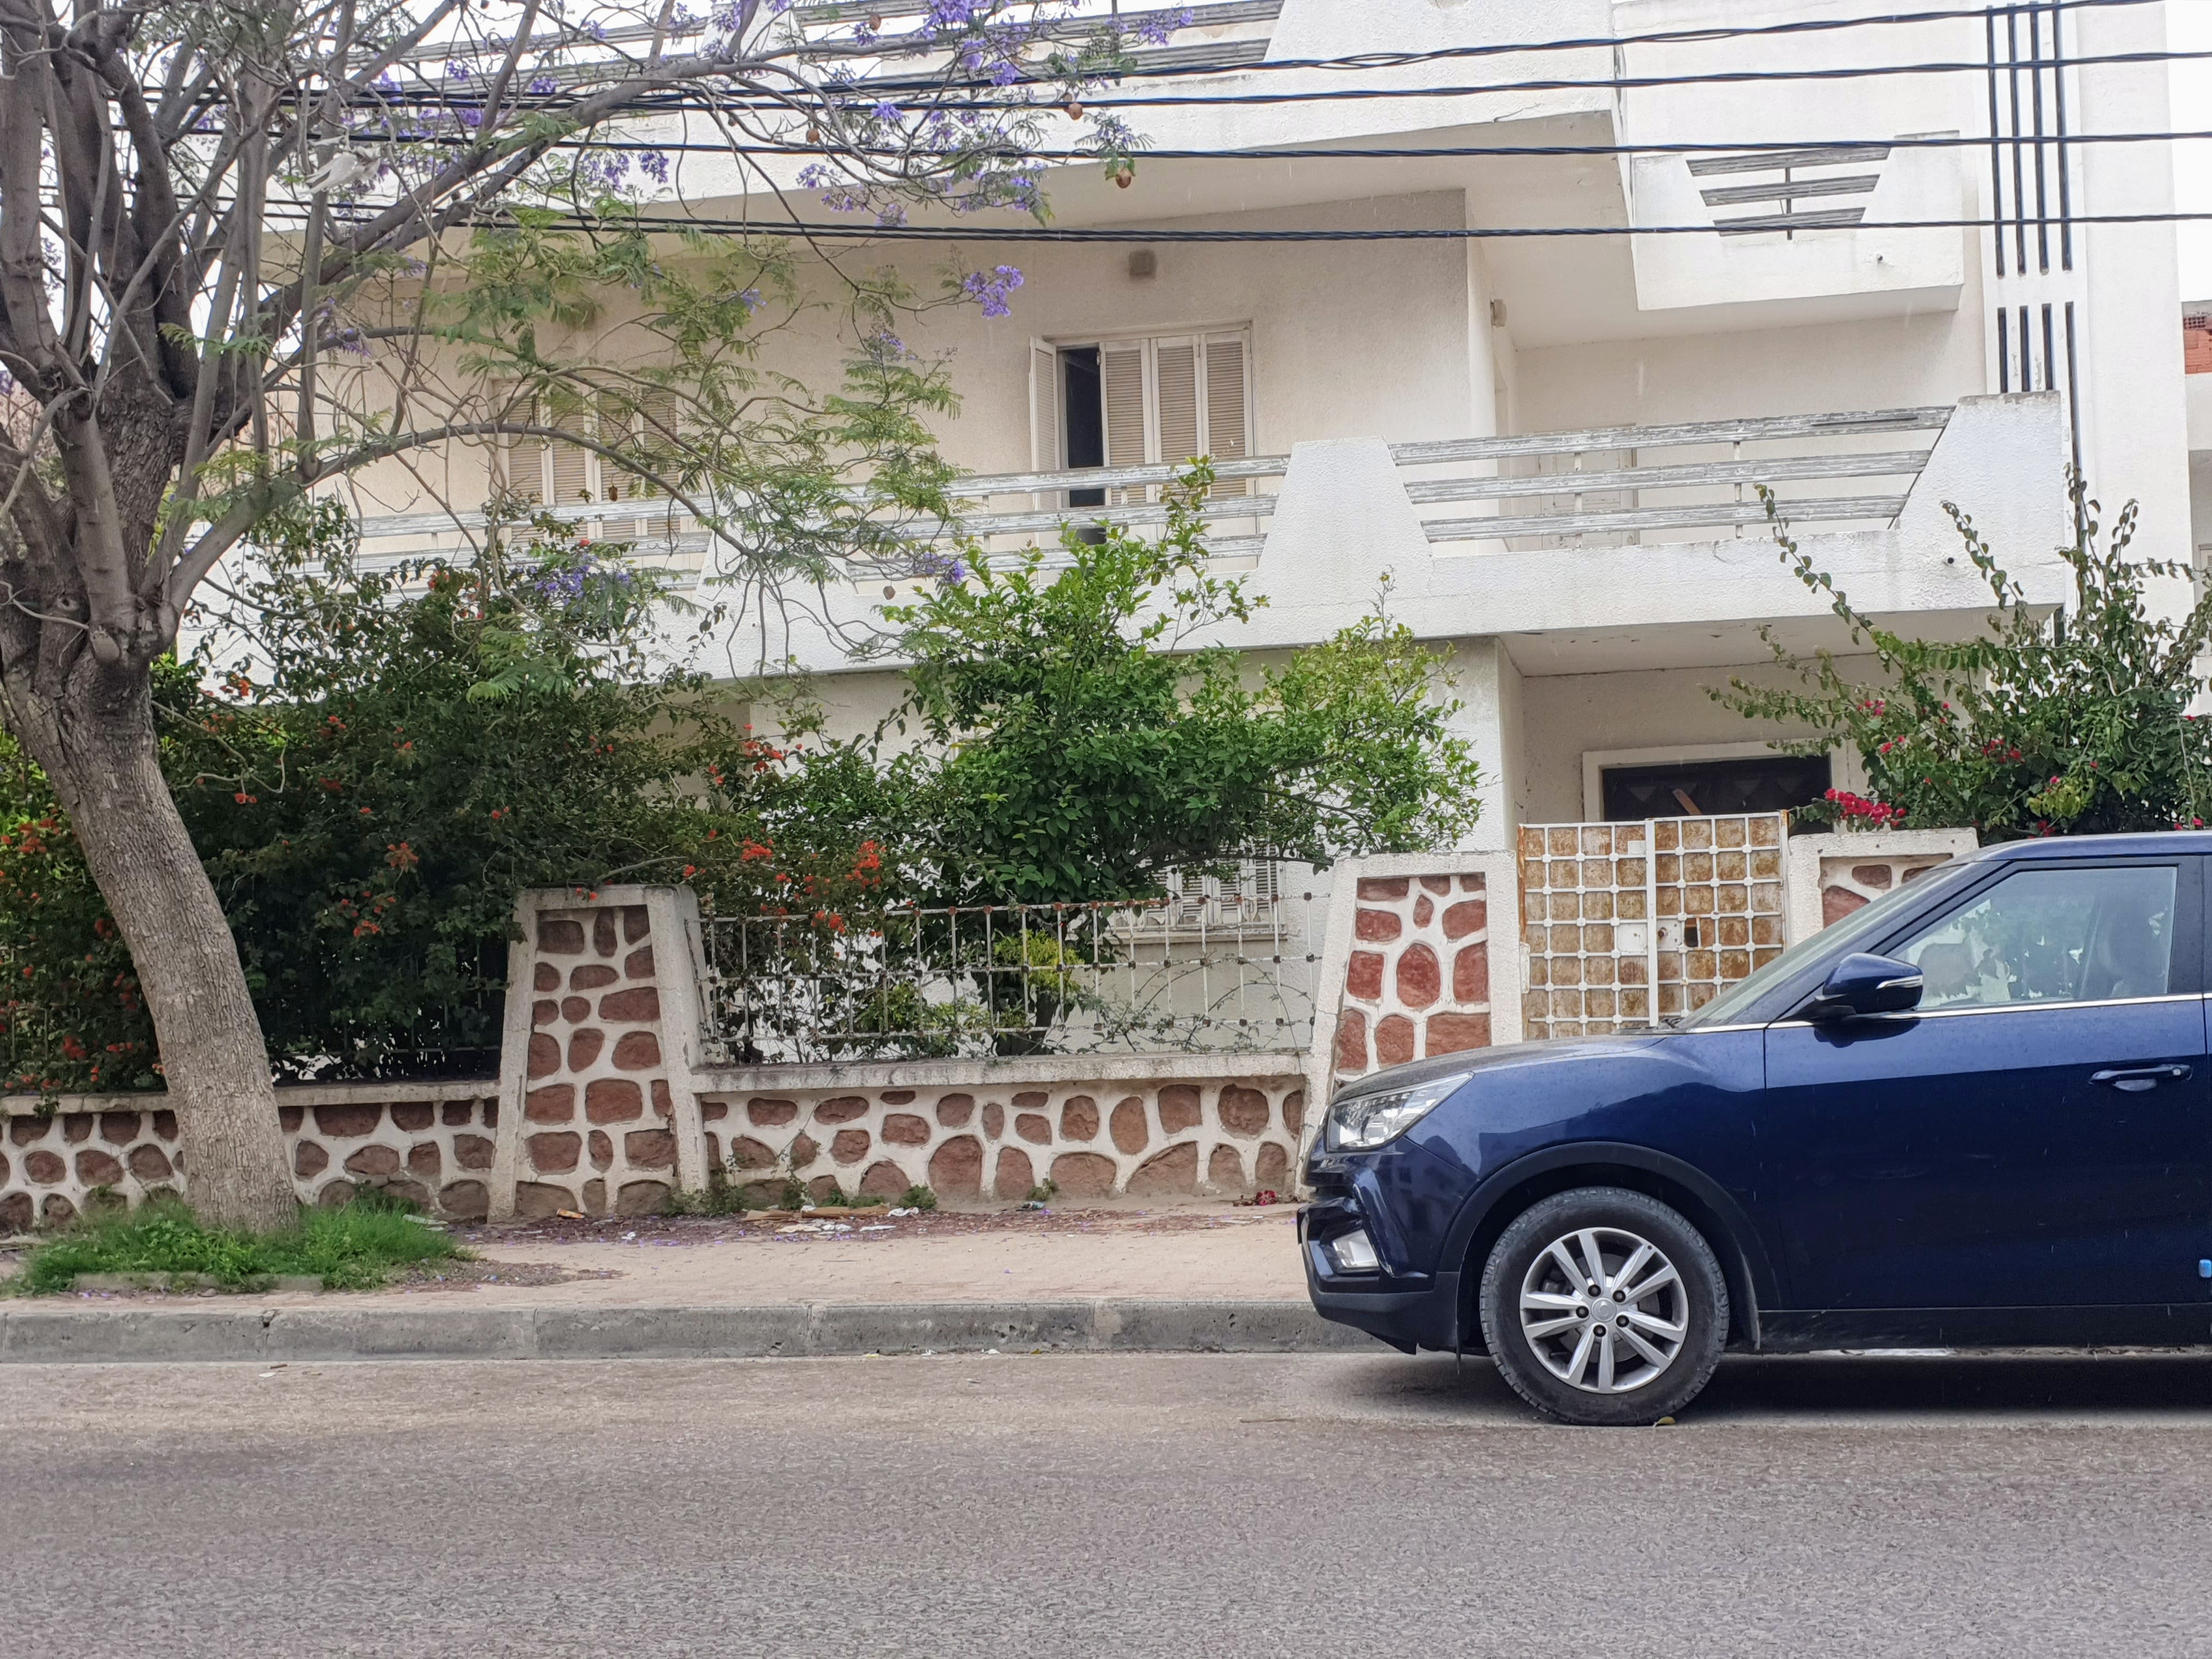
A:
1970;831;2212;860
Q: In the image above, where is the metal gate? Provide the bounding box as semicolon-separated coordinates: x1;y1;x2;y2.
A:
1517;814;1790;1039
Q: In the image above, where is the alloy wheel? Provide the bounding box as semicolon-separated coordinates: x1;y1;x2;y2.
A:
1517;1226;1690;1395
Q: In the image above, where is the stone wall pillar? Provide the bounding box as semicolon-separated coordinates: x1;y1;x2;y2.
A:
1300;851;1523;1168
1782;829;1979;942
488;885;712;1221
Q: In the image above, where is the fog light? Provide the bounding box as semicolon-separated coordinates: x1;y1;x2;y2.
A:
1329;1229;1380;1273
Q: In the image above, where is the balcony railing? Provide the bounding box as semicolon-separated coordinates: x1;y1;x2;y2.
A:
1396;405;1949;548
938;404;1950;557
343;404;1954;575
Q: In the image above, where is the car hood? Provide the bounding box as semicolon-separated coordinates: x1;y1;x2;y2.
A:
1332;1032;1672;1100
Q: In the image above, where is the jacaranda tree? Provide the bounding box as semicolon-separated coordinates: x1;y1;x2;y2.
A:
0;0;1170;1224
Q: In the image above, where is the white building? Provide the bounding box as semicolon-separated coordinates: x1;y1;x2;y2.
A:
358;0;2193;843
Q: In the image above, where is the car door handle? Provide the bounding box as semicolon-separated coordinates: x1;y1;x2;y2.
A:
2091;1064;2194;1092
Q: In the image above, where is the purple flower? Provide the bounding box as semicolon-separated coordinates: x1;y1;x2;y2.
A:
638;149;670;183
445;60;473;81
528;74;559;95
872;101;902;123
1135;8;1193;47
958;264;1024;319
915;548;968;585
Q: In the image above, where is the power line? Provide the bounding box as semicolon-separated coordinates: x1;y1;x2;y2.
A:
339;0;2157;92
935;0;2164;81
266;205;2212;241
846;47;2212;109
338;129;2212;162
346;41;2211;125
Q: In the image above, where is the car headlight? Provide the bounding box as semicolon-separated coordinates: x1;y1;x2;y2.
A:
1325;1070;1472;1151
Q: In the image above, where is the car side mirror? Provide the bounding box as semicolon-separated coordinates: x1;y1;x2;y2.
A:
1805;952;1925;1021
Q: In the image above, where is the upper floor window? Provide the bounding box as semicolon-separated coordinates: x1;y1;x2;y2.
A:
1030;330;1251;503
500;391;678;507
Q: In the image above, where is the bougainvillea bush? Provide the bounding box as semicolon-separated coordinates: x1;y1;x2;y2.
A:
1715;479;2212;840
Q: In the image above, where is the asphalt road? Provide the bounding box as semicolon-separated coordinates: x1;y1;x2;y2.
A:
10;1350;2212;1657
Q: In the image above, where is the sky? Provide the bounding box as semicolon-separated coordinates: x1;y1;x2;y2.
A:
2174;0;2212;296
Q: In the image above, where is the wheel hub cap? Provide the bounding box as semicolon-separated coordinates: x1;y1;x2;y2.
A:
1517;1226;1689;1395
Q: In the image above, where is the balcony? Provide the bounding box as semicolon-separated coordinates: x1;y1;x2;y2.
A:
347;391;2069;672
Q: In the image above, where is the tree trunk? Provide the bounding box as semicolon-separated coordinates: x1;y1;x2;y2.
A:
1;665;296;1231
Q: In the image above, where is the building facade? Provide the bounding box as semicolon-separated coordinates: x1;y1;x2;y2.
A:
350;0;2191;865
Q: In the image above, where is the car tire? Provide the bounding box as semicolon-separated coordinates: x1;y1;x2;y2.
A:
1477;1186;1729;1427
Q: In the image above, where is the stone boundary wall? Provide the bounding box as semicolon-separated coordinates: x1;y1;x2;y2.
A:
695;1058;1304;1205
1329;871;1493;1086
0;1080;498;1232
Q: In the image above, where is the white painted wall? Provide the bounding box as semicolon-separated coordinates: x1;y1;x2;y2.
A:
2073;0;2195;586
1515;654;1882;823
1515;308;1984;435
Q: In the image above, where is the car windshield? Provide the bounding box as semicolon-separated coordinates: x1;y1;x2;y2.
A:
1674;857;1978;1029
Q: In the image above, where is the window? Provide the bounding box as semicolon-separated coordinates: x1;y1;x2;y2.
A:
1891;865;2177;1012
1030;330;1251;504
1173;857;1283;927
501;390;681;509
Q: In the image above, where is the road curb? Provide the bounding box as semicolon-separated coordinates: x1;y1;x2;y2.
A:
0;1299;1374;1363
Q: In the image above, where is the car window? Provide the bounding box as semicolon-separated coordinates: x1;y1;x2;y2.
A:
1890;865;2177;1012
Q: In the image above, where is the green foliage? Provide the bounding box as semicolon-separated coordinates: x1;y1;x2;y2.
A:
0;469;1485;1087
1715;479;2212;839
15;1194;465;1295
899;1185;938;1212
874;466;1485;901
0;505;881;1089
660;1165;751;1217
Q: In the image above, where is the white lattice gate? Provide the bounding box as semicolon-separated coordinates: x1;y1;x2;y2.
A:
1517;815;1791;1039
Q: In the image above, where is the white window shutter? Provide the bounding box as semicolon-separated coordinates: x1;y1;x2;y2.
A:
1154;338;1201;475
548;395;594;506
1029;343;1062;511
500;391;546;504
1203;335;1251;499
596;393;637;504
1101;339;1148;505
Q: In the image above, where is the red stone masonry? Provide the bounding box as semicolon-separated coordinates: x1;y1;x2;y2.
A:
493;888;706;1220
0;1081;499;1230
1334;871;1492;1083
695;1071;1304;1204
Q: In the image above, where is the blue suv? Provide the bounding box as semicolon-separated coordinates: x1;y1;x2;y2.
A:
1303;833;2212;1424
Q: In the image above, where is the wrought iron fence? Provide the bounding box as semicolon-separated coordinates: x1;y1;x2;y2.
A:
696;890;1324;1065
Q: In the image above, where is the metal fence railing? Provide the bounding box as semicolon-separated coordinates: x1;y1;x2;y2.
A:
696;891;1324;1066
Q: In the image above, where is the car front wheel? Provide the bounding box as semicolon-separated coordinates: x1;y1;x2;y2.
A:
1477;1187;1729;1426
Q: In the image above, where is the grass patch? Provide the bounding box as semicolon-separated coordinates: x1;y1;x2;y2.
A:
14;1194;467;1295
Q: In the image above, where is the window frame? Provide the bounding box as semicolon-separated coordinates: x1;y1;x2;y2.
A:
1030;322;1255;474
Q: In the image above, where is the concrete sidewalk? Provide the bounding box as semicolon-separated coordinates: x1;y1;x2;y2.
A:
0;1202;1368;1363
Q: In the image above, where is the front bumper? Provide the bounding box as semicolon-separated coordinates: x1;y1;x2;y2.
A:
1300;1191;1465;1355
